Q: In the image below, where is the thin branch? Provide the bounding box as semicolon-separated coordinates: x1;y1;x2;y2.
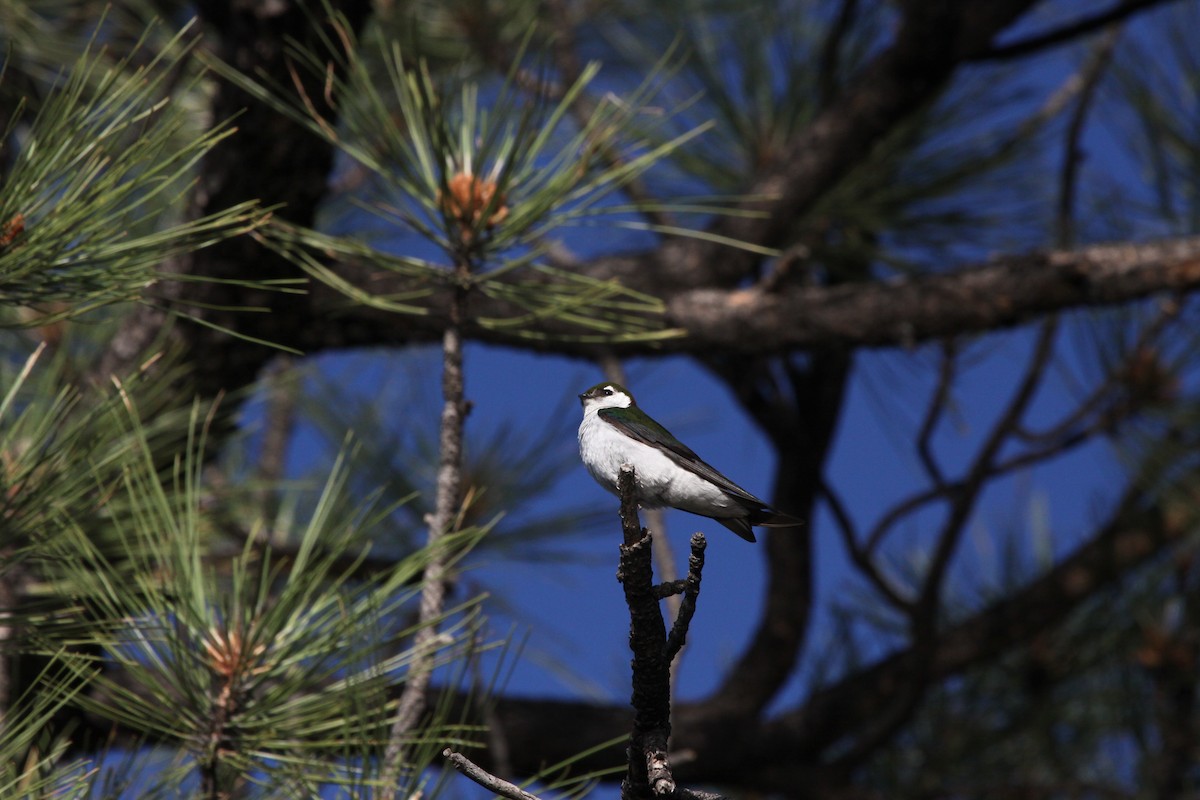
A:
914;318;1060;615
819;478;911;609
380;259;471;791
916;341;957;489
1014;374;1118;445
866;416;1102;556
663;534;705;661
443;749;546;800
1018;298;1182;442
839;318;1063;766
1057;28;1122;248
977;0;1172;61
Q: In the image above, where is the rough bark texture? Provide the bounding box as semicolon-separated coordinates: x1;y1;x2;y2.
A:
300;235;1200;356
99;0;374;392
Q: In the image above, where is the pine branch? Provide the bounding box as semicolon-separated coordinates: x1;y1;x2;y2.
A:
380;259;470;792
977;0;1175;61
301;233;1200;356
443;749;546;800
0;21;265;325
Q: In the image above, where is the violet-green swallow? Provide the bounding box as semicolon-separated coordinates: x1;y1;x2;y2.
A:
577;382;799;542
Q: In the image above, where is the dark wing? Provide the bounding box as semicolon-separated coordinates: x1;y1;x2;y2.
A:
598;407;768;506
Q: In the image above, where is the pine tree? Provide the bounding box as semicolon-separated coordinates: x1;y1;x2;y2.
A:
5;2;1200;799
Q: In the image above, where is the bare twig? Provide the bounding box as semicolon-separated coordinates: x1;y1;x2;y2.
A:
916;342;956;489
380;260;471;792
977;0;1169;61
663;534;705;661
1057;27;1122;248
915;318;1060;617
819;479;911;609
617;467;671;799
443;749;545;800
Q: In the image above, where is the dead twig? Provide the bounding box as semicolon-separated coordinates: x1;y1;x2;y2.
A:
443;749;545;800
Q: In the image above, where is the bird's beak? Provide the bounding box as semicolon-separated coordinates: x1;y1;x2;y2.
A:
577;392;586;404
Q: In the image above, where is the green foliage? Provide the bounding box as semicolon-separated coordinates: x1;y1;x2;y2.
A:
20;390;493;794
0;340;197;581
0;659;95;798
0;19;263;327
209;11;755;341
672;2;1051;273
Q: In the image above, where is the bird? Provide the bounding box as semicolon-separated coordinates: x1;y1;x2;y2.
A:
577;382;799;542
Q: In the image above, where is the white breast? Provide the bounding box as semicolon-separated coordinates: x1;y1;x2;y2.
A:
577;409;737;517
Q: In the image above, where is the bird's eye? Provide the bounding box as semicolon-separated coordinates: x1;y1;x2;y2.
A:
604;388;613;395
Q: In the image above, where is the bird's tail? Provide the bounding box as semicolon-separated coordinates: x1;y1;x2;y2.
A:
716;517;759;542
754;510;803;528
718;508;802;543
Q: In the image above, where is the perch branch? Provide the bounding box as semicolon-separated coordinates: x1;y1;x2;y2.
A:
616;467;717;800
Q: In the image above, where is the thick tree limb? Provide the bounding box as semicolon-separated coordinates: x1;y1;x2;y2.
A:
661;237;1200;353
97;0;373;393
95;0;1195;384
306;235;1200;358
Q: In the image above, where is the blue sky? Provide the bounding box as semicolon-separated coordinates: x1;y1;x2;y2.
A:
271;318;1126;717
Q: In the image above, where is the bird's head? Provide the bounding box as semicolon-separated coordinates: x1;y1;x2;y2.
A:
578;382;635;412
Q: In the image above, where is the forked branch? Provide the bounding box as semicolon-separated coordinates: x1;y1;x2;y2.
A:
616;467;720;800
